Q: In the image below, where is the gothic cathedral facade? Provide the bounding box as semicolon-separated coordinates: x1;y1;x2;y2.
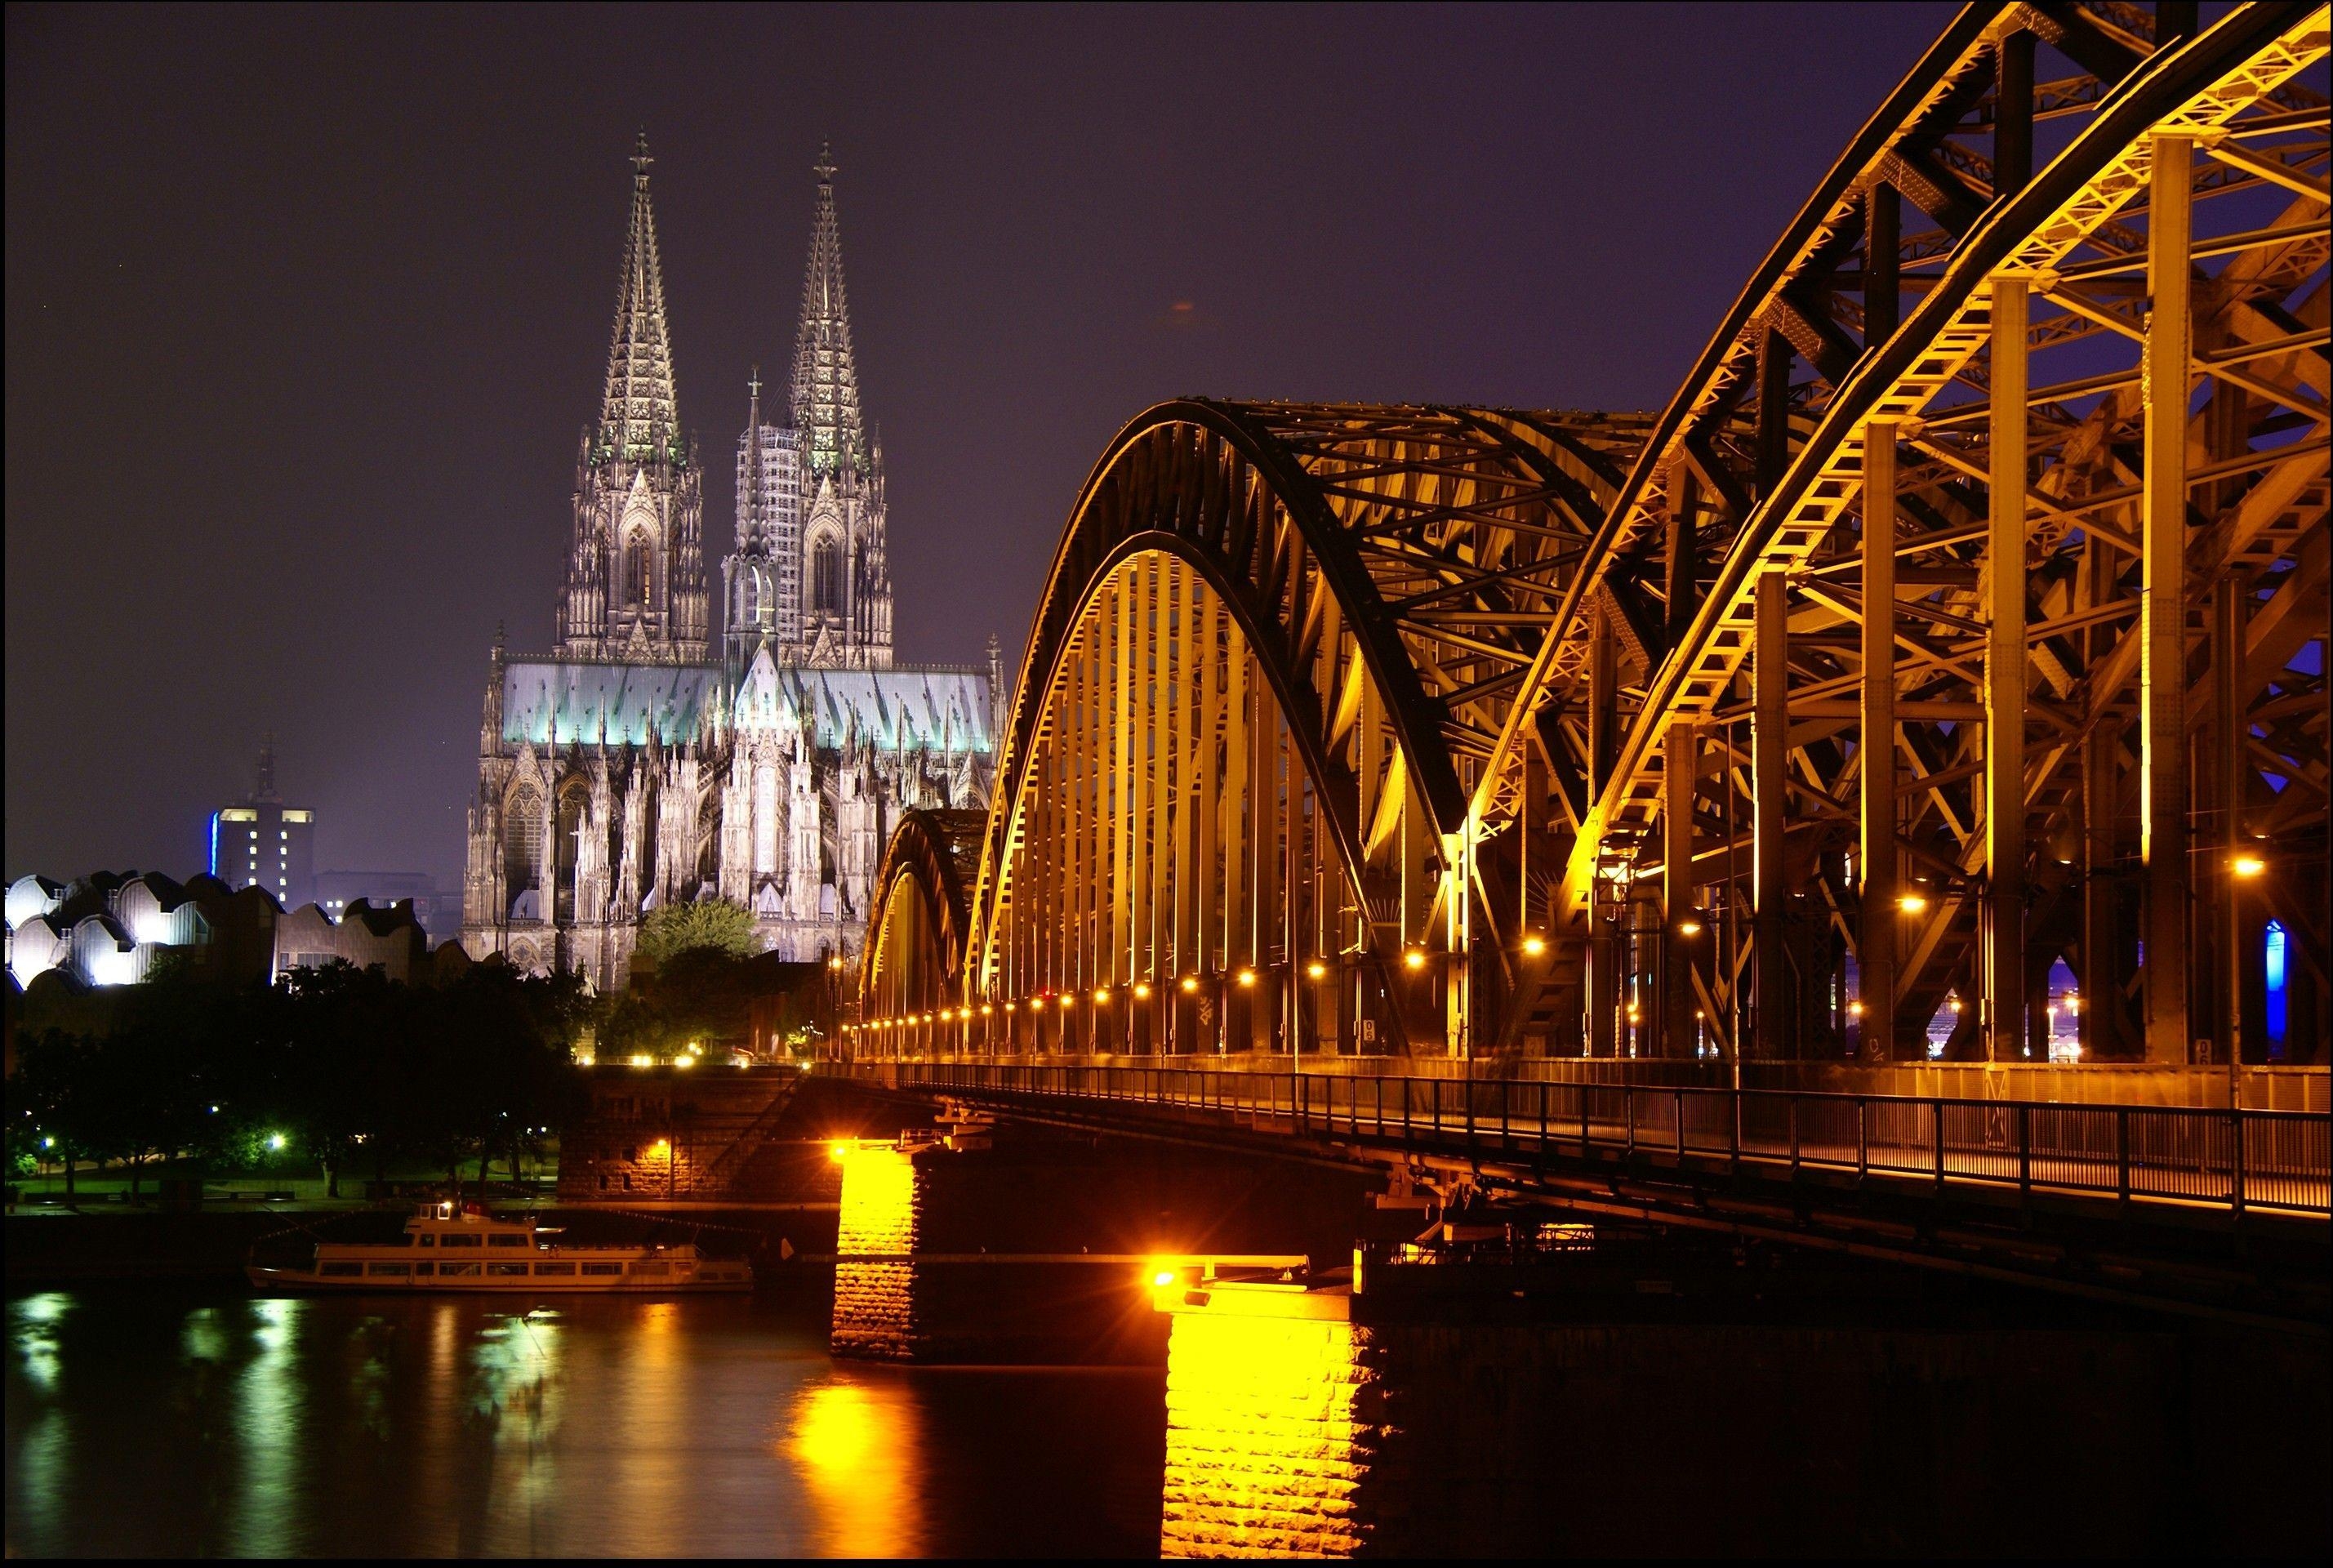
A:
461;140;1000;986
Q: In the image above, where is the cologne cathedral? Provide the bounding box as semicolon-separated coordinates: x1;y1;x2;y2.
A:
461;139;1000;985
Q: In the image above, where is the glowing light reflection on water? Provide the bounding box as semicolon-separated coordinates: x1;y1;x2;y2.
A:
3;1287;1161;1557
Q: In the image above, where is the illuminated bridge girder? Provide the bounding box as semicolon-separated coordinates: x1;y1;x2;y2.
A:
858;401;1651;1056
862;808;985;1043
857;2;2328;1068
1519;1;2329;1066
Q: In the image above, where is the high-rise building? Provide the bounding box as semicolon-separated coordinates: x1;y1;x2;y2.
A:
208;738;315;910
461;139;1000;987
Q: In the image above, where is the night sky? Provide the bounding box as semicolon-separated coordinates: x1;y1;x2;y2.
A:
6;2;1955;889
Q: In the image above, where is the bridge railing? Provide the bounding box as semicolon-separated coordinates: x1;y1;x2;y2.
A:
831;1062;2333;1218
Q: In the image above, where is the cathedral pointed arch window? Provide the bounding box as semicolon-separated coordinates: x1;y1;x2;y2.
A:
754;764;780;875
629;530;653;606
505;786;543;915
812;535;843;615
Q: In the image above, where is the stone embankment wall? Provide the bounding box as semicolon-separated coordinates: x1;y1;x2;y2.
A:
557;1070;822;1201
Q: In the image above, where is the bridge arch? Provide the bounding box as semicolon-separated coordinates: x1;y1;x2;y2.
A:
857;808;984;1052
1513;1;2328;1064
950;400;1649;1058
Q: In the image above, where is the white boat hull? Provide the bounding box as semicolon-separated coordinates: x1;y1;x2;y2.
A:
247;1263;751;1294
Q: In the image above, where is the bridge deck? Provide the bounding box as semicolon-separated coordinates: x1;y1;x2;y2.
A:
835;1061;2333;1219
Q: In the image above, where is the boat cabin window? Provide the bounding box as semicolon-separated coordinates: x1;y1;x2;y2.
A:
488;1236;528;1249
631;1262;670;1276
439;1234;482;1248
367;1263;411;1276
439;1262;481;1277
534;1262;576;1276
581;1263;622;1276
318;1262;362;1277
416;1235;436;1247
487;1263;529;1277
414;1261;434;1276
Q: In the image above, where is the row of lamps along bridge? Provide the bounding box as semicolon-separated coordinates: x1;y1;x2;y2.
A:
844;853;2273;1040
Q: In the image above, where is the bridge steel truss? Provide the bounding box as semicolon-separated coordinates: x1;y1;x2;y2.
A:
860;2;2330;1069
1538;0;2329;1068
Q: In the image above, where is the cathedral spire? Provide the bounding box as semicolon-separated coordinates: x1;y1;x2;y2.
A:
790;140;866;478
599;131;682;466
743;365;763;540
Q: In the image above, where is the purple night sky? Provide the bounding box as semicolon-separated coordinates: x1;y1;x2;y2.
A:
5;2;1953;887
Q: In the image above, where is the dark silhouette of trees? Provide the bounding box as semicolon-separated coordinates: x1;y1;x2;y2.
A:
2;958;590;1200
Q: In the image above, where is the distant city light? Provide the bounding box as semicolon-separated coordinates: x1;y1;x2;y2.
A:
1403;949;1427;971
1307;960;1328;980
1520;935;1546;957
1180;976;1199;993
266;1133;287;1152
1898;893;1930;914
2233;854;2266;879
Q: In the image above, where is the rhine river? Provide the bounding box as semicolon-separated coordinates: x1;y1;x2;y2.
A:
4;1288;1166;1557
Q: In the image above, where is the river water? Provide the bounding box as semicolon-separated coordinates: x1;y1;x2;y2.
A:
4;1287;1166;1557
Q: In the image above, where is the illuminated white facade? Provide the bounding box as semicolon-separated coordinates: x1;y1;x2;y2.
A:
461;142;996;987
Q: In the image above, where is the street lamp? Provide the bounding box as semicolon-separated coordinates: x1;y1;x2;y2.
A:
2228;853;2265;1104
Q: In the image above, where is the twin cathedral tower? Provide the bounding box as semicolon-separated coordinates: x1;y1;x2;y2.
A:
462;138;1000;984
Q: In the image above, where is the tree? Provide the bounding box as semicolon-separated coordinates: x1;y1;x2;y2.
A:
9;1031;96;1197
633;898;758;969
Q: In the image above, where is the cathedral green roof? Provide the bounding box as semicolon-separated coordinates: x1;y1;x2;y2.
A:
775;666;994;755
502;661;717;748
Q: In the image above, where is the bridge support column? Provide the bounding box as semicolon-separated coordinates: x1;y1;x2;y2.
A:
1860;421;1899;1062
1984;276;2028;1062
2214;578;2245;1073
1753;568;1790;1059
1864;180;1899;345
1587;610;1621;1057
1664;721;1699;1058
2140;134;2193;1063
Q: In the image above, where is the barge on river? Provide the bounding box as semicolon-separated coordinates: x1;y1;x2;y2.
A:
247;1203;751;1293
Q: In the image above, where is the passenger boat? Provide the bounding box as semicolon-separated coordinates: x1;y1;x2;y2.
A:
246;1202;753;1293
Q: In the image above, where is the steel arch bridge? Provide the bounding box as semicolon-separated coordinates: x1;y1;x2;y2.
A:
859;1;2329;1071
